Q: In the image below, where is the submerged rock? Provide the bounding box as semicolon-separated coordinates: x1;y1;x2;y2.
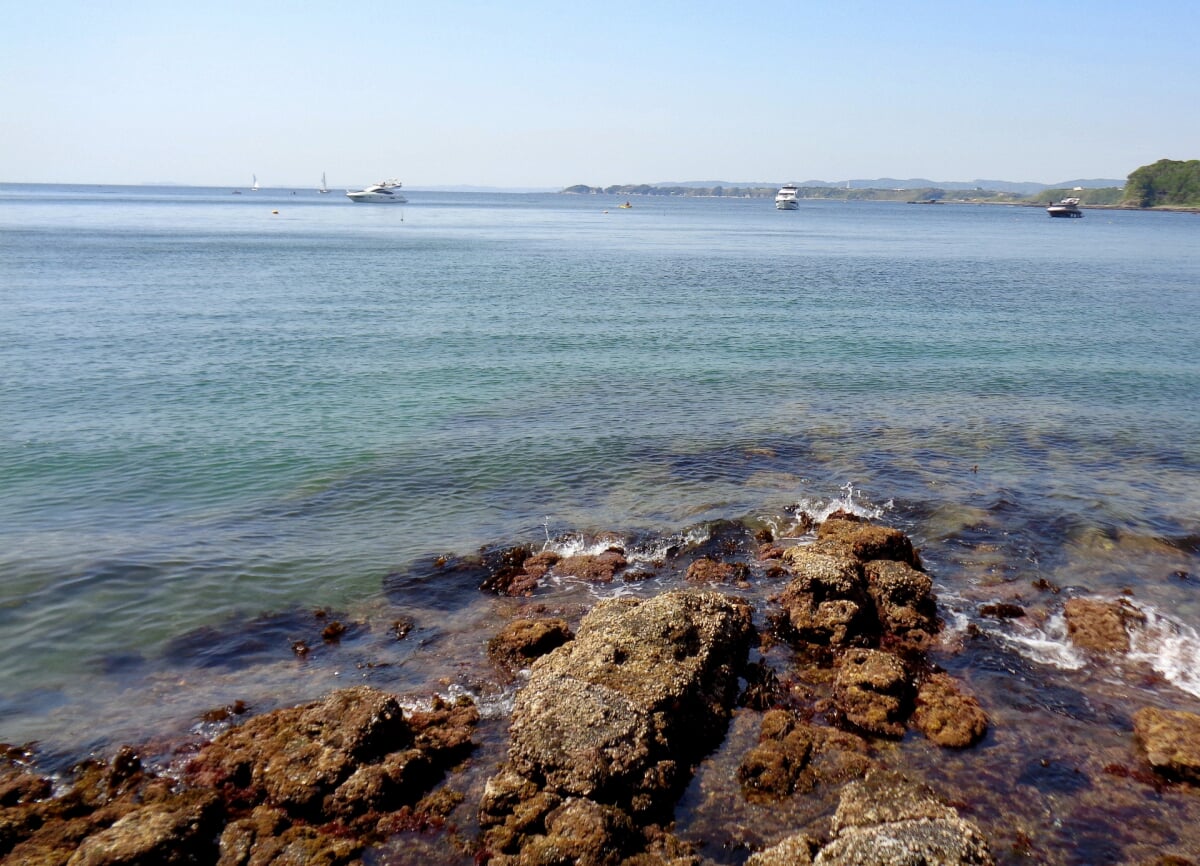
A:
912;673;989;748
487;617;574;670
1133;706;1200;784
737;709;870;801
1064;597;1145;653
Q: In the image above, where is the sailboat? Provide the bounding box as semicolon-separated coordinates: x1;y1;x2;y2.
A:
251;174;260;192
318;172;330;194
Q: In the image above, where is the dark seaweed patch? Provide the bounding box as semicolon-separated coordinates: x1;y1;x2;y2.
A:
161;609;362;669
1017;758;1091;794
382;552;492;608
957;637;1099;722
676;519;758;563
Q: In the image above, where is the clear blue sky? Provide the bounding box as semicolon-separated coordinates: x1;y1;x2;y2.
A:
4;1;1197;188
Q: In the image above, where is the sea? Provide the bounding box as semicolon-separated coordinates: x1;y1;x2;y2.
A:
2;183;1199;863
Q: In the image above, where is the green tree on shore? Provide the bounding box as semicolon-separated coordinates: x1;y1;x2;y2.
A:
1122;158;1200;208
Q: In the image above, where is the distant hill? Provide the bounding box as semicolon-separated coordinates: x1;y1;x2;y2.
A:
653;177;1124;194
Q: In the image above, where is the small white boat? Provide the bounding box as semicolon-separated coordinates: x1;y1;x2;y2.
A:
346;179;407;203
775;184;799;210
318;172;330;194
1047;197;1083;218
251;174;260;192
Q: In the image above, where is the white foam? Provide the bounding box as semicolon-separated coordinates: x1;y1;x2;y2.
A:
789;482;892;530
399;682;517;720
993;613;1087;671
974;596;1200;698
1127;604;1200;699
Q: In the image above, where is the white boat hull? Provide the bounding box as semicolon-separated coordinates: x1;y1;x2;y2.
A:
776;200;799;210
346;192;407;203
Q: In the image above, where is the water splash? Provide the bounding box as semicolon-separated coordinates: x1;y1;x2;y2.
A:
1128;604;1200;699
968;596;1200;698
791;482;891;526
991;613;1087;672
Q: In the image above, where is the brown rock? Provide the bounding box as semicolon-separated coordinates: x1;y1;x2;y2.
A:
488;550;563;596
912;673;988;748
229;823;363;866
779;549;871;646
685;558;745;583
816;519;920;568
864;560;937;636
478;545;537;595
738;710;869;801
216;805;288;866
758;543;785;561
521;551;561;579
556;550;628;582
187;686;475;831
0;761;53;807
832;649;911;738
487;618;574;669
514;797;637;866
65;790;223;866
1134;706;1200;783
407;696;479;757
1064;597;1145;653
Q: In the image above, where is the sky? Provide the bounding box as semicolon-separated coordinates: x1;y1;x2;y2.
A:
3;1;1198;189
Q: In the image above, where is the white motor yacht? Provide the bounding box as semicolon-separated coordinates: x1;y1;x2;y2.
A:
1046;197;1083;218
775;184;800;210
346;179;407;203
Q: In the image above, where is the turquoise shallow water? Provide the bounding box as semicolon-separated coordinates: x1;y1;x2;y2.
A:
2;184;1200;859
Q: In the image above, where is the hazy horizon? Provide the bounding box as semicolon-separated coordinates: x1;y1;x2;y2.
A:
4;2;1197;189
0;174;1128;192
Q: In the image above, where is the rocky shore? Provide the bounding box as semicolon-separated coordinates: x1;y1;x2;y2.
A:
3;514;1198;865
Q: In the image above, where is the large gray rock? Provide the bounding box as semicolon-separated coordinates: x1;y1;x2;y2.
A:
749;771;995;866
481;590;754;861
505;590;753;812
816;770;995;865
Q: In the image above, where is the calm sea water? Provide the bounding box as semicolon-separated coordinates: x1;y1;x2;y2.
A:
3;183;1200;861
